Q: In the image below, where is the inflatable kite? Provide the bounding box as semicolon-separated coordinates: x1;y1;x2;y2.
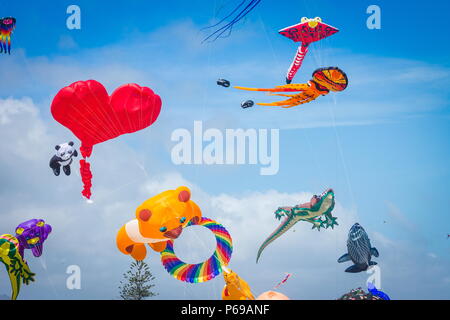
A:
15;219;52;258
241;100;254;109
202;0;262;43
217;79;231;87
337;223;379;273
161;217;233;283
280;17;339;83
0;17;16;54
117;187;232;283
0;219;52;300
235;67;348;108
116;187;201;261
221;268;255;300
256;291;290;300
338;287;383;300
367;282;390;300
51;80;162;199
49;142;78;176
256;188;336;263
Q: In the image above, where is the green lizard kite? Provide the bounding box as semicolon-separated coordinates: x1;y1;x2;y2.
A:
256;188;337;263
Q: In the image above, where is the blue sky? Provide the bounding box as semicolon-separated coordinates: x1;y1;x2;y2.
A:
0;0;449;300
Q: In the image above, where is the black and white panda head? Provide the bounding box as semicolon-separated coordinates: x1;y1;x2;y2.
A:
55;141;76;161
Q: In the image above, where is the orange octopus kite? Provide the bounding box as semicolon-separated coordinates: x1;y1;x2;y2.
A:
235;67;348;108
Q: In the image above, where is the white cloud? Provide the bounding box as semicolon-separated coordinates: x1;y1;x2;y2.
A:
58;35;78;50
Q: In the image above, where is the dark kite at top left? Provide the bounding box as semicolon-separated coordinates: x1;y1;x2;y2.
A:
0;17;16;54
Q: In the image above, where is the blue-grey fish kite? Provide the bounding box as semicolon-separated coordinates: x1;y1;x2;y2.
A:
338;223;379;273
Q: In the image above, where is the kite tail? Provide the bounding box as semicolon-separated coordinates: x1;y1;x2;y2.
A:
256;215;297;263
286;43;309;84
80;159;92;200
79;144;93;199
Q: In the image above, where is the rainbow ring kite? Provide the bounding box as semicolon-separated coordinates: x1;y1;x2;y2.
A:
160;217;233;283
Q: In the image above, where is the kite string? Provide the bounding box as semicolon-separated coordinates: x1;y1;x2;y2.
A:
257;10;326;190
300;0;348;293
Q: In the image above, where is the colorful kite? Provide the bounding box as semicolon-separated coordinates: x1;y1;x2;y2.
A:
222;268;255;300
280;17;339;83
161;217;233;283
116;187;232;283
235;67;348;108
367;282;390;300
116;187;202;261
0;17;16;54
0;219;52;300
273;273;292;289
15;219;52;258
337;287;383;300
256;189;336;263
202;0;262;43
51;80;162;199
337;223;379;273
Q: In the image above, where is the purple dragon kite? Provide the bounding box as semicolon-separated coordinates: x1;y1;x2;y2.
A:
0;219;52;299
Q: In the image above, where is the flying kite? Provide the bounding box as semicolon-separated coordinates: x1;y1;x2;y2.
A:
280;17;339;83
0;219;52;300
235;67;348;108
0;17;16;54
217;79;231;87
256;291;290;300
221;267;255;300
338;287;384;300
51;80;162;200
202;0;262;43
241;100;254;109
161;217;233;283
273;273;292;289
116;187;232;283
337;223;379;273
367;282;391;300
256;189;336;263
116;187;202;261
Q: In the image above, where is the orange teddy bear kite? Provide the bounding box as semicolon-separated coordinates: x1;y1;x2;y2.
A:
116;186;202;261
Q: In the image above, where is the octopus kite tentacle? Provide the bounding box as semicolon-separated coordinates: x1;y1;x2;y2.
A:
256;189;337;263
235;67;348;108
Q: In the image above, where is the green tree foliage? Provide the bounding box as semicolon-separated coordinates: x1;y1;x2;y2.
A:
119;260;157;300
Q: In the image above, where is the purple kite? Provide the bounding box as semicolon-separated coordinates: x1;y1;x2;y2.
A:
15;219;52;258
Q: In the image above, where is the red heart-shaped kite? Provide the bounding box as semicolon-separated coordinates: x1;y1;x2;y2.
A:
51;80;162;199
51;80;162;157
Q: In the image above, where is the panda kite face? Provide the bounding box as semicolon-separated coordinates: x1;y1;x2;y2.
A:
55;141;76;161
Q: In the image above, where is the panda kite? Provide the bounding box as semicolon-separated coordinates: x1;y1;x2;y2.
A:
49;142;78;176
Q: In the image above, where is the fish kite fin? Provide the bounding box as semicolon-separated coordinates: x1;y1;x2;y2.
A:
337;253;351;263
345;264;367;273
369;261;378;266
371;247;379;257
